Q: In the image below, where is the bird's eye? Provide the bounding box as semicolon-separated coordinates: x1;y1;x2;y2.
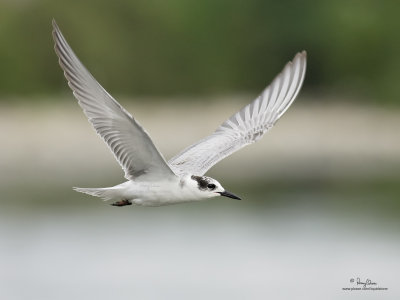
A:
207;184;216;190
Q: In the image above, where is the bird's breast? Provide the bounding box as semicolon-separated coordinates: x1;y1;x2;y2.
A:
121;179;201;206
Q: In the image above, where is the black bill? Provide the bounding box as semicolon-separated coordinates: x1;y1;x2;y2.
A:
219;190;241;200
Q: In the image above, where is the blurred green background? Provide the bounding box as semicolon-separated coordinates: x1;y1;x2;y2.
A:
1;0;400;104
1;1;400;300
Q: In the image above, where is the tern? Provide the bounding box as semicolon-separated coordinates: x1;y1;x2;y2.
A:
52;20;306;207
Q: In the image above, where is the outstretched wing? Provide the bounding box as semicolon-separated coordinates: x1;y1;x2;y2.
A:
169;51;307;176
52;20;176;181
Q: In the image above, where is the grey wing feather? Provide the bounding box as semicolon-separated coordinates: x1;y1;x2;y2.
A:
52;20;176;181
169;51;307;176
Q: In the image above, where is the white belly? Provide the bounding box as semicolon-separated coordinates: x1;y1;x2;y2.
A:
116;179;204;207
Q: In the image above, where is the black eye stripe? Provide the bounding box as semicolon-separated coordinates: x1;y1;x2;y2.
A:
191;176;218;191
191;175;209;190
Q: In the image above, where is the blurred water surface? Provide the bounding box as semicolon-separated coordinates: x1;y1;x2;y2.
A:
1;184;400;300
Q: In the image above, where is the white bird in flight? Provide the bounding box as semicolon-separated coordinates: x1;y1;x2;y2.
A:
52;20;307;207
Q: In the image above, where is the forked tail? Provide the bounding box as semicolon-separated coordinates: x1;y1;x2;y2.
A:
73;187;117;201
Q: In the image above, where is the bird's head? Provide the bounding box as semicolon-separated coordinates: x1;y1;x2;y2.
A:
189;175;241;200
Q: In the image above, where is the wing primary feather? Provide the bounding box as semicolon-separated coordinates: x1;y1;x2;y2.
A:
169;51;307;176
52;20;176;181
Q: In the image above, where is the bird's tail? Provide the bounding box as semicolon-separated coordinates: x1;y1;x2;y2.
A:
73;187;117;201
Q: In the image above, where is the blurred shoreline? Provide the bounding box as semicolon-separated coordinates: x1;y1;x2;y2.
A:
1;97;399;186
